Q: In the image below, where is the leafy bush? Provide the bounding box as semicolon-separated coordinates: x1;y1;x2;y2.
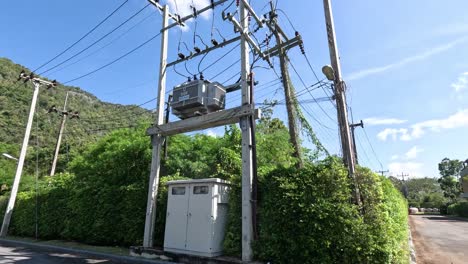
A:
7;127;187;247
447;201;468;217
224;158;409;263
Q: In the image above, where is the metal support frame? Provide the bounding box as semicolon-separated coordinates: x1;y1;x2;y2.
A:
1;75;55;237
162;0;229;31
167;36;241;67
227;14;264;58
263;35;302;58
141;1;300;260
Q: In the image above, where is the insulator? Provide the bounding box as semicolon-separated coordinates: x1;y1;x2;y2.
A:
200;73;204;80
193;74;198;80
211;39;219;46
194;47;201;53
192;6;197;17
178;53;186;59
188;77;192;82
236;0;240;6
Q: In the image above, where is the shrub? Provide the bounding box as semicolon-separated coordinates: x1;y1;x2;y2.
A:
7;172;186;246
448;201;468;217
223;158;409;263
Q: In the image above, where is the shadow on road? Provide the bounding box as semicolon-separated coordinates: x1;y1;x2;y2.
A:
0;245;113;263
419;215;468;222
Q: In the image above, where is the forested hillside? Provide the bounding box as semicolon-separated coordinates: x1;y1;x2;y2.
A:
0;57;151;179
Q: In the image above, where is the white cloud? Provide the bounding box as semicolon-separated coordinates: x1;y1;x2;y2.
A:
405;146;423;160
377;109;468;141
388;162;424;178
452;72;468;92
205;129;220;137
347;37;468;81
164;0;211;19
364;117;407;126
377;128;410;141
391;155;399;160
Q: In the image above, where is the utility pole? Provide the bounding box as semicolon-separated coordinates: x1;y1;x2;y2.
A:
50;92;69;176
270;2;303;169
377;170;389;177
1;72;56;237
322;0;361;205
239;0;254;260
350;120;363;165
398;173;409;199
143;3;169;248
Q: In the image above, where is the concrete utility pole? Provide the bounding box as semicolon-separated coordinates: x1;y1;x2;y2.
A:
322;0;361;205
270;2;303;169
50;92;69;176
143;4;169;248
239;0;254;260
350;120;363;165
1;72;56;237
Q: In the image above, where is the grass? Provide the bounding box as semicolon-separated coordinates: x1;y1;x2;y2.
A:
4;236;129;256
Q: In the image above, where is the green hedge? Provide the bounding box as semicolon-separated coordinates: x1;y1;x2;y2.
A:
7;173;185;246
224;158;409;263
448;201;468;217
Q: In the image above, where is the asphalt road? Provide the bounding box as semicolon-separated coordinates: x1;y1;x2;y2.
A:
0;243;118;264
410;215;468;264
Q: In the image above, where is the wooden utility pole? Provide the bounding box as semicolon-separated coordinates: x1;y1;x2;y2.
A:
270;3;303;169
322;0;361;205
350;120;363;165
50;92;69;176
1;72;56;237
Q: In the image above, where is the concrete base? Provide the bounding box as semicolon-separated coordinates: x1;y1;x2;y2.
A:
130;246;262;264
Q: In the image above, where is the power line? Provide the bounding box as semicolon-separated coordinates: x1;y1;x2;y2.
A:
63;31;162;84
33;0;130;73
288;60;336;123
362;127;383;170
47;11;157;76
39;3;151;76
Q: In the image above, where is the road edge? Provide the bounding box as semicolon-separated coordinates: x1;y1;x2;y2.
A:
0;238;176;264
408;223;417;264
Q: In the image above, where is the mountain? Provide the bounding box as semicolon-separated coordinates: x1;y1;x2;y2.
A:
0;57;152;178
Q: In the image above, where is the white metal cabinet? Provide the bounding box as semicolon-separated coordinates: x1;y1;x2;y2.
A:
164;178;229;257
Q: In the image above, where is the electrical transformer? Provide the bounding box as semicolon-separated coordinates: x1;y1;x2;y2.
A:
171;79;226;119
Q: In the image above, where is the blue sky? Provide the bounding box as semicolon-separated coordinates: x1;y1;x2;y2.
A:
1;0;468;178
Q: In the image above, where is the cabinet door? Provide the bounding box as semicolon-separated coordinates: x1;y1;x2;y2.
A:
164;185;189;250
186;184;214;253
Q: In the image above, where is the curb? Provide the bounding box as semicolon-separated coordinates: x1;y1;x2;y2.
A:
0;238;177;264
408;226;417;264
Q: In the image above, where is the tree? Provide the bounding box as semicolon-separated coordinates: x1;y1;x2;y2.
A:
438;158;463;201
